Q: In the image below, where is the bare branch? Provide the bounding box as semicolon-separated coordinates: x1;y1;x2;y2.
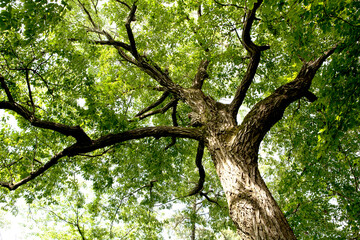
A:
192;60;209;89
136;91;169;117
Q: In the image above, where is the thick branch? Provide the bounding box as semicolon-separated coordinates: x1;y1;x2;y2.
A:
0;101;92;144
82;126;203;155
241;0;263;53
234;44;340;151
192;60;209;89
0;126;203;190
229;53;261;119
135;91;169;117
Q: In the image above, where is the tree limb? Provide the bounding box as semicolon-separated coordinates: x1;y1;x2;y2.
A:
234;43;341;152
192;60;209;89
135;91;169;117
77;0;98;29
0;126;203;190
0;101;92;145
125;3;140;60
137;98;177;120
0;73;14;102
25;69;35;112
113;0;131;10
165;101;179;150
229;0;269;120
214;0;245;9
68;38;132;51
184;141;205;197
199;191;221;206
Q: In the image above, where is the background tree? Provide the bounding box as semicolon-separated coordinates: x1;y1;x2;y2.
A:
0;0;359;239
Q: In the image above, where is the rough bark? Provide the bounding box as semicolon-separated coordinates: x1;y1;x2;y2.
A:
207;137;296;239
183;91;297;239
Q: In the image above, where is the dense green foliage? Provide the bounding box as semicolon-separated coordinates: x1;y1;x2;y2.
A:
0;0;359;239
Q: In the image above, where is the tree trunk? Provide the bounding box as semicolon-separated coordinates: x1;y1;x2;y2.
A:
207;137;296;240
183;87;296;239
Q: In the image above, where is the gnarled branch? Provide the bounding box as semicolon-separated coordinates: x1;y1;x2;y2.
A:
0;126;203;190
235;43;341;151
229;0;269;121
184;141;205;197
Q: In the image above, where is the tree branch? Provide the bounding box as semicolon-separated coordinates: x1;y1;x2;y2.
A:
68;38;132;51
0;126;203;190
77;0;98;29
199;191;221;206
125;3;140;60
214;0;245;9
25;69;35;112
229;0;269;120
113;0;131;10
165;101;179;150
135;91;169;117
184;141;205;197
192;60;209;89
0;101;92;144
233;44;341;152
137;98;178;120
0;73;14;102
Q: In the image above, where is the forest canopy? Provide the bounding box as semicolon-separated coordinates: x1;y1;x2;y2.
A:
0;0;359;239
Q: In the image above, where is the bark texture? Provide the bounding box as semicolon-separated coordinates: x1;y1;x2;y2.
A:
183;90;297;239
